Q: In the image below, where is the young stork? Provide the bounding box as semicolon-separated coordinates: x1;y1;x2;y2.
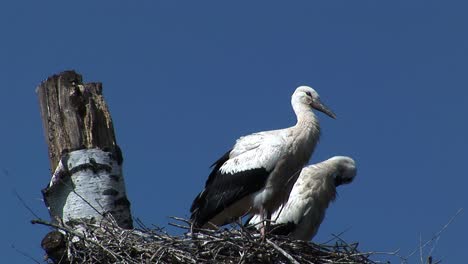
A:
190;86;336;236
246;156;357;241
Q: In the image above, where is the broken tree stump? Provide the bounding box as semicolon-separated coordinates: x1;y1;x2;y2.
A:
37;71;133;262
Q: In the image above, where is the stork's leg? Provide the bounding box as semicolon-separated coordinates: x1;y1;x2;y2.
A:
259;207;266;238
258;210;273;241
266;210;272;232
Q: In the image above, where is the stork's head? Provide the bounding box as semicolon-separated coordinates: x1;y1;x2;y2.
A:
292;86;336;119
328;156;357;186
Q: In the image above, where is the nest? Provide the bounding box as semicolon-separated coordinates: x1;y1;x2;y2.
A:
33;217;381;264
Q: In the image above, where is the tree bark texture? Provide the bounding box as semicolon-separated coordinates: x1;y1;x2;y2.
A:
37;71;133;262
37;71;119;171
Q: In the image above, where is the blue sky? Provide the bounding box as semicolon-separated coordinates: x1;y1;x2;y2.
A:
1;1;467;263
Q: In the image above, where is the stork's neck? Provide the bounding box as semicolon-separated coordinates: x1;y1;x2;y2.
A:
290;108;320;166
295;109;319;131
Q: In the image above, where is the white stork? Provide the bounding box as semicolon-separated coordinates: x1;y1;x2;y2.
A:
246;156;357;241
190;86;336;235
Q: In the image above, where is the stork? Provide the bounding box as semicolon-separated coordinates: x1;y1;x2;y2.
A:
246;156;357;241
190;86;336;236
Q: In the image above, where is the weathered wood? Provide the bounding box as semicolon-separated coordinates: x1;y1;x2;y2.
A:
37;71;133;263
37;70;120;171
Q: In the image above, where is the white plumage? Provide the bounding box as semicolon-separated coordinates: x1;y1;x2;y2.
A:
190;86;336;234
247;156;357;241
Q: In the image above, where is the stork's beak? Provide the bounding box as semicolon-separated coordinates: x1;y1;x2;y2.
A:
312;99;336;119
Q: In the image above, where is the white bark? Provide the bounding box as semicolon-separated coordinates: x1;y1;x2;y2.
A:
44;148;132;229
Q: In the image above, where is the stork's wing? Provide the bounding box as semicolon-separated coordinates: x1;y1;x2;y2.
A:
190;131;286;227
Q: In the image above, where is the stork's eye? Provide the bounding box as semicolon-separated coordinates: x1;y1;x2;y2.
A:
305;91;312;97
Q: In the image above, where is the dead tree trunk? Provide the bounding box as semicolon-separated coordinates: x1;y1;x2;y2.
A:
37;71;133;262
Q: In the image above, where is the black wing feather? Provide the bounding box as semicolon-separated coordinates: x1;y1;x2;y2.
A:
205;149;232;187
191;166;270;227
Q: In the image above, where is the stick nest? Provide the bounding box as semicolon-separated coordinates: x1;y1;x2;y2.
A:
34;217;380;264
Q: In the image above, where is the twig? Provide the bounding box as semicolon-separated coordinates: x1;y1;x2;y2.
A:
168;221;191;230
11;245;41;264
323;227;352;244
169;216;192;225
32;217;379;263
31;218;122;262
266;239;300;264
406;208;463;259
420;233;426;264
13;189;42;219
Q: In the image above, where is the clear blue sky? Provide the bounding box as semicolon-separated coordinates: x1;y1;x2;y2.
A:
1;1;467;263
